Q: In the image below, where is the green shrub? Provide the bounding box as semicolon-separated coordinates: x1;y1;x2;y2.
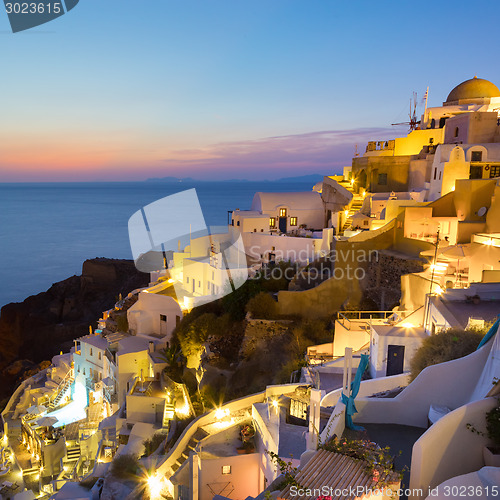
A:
143;433;166;456
486;403;500;448
410;328;484;381
110;453;139;479
246;292;279;319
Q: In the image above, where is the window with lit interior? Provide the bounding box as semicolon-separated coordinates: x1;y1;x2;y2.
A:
290;217;297;226
279;208;287;217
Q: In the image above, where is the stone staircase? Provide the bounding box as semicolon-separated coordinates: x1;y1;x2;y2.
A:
170;428;208;473
62;444;81;479
162;402;175;428
48;369;74;410
338;181;365;233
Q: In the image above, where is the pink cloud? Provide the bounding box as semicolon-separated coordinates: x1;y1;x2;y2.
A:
156;127;404;180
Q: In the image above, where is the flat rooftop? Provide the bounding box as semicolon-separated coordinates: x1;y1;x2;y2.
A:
372;324;427;339
131;380;165;398
198;423;251;459
440;299;500;329
77;334;109;351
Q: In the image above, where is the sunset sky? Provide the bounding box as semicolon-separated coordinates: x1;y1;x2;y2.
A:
2;0;500;181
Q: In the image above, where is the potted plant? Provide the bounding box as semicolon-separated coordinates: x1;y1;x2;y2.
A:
484;404;500;466
467;400;500;466
240;423;255;442
236;438;255;454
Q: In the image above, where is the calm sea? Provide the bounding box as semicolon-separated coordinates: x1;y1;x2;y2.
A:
0;181;314;309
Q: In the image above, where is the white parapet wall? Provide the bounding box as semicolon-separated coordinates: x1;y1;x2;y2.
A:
320;400;346;444
408;397;498;500
320;373;409;408
352;345;490;428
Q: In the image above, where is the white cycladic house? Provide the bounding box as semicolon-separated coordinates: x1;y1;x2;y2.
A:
231;191;325;235
127;290;182;342
369;324;427;378
73;334;115;390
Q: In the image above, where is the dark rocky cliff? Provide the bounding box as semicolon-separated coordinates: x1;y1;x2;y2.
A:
0;258;149;405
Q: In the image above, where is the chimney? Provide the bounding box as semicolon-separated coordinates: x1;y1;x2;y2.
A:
149;341;154;353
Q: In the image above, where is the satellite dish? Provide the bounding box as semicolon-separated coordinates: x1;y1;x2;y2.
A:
478;206;488;217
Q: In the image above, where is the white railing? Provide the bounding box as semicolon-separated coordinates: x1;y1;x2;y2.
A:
48;368;74;407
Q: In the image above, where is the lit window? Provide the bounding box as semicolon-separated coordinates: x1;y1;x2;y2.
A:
279;208;287;217
490;166;500;178
269;217;276;228
290;217;297;226
222;465;231;475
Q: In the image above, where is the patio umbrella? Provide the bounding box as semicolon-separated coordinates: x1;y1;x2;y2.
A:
421;244;473;260
35;416;58;427
26;405;46;415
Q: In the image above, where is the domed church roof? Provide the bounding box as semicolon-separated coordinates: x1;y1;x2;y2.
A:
446;76;500;103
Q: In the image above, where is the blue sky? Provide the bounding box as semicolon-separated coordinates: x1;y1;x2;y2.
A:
2;0;500;181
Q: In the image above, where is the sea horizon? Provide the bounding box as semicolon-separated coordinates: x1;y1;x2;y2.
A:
0;179;320;309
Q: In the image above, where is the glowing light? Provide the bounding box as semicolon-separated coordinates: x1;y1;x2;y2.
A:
214;408;230;420
486;239;494;246
435;286;444;295
401;322;414;328
147;473;162;498
167;278;175;284
213;418;235;429
344;210;349;217
430;263;447;270
175;405;190;417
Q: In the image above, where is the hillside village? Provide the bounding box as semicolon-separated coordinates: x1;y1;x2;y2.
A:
1;77;500;499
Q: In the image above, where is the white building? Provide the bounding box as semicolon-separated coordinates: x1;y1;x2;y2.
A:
127;289;182;342
232;191;325;234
